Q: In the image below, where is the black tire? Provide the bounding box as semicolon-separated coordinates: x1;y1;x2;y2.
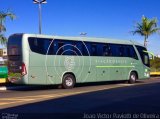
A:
129;72;137;84
62;74;76;89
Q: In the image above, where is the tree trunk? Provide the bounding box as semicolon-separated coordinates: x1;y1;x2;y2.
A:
144;36;147;47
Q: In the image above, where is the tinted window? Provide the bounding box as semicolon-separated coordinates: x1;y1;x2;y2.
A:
108;44;138;58
82;42;90;56
119;45;124;56
103;44;111;56
110;44;120;57
136;46;150;67
28;37;53;55
54;40;83;56
99;43;133;57
124;45;138;59
8;34;23;61
8;34;22;56
91;44;97;56
73;41;83;56
47;40;54;55
28;37;139;59
57;42;64;55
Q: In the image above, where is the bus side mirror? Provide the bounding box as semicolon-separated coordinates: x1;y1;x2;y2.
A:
144;55;149;64
143;50;154;60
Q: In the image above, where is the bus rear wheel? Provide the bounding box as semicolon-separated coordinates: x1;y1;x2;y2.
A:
129;72;137;84
62;74;76;89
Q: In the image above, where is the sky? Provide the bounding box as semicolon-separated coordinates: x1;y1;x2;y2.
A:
0;0;160;55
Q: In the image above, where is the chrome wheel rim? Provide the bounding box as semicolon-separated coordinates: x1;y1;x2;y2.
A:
65;77;73;87
131;74;136;81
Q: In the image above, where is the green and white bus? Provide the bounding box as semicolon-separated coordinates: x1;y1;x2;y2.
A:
7;33;150;88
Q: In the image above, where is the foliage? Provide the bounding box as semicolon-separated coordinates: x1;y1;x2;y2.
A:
150;57;160;71
132;16;160;47
0;10;16;45
0;34;7;45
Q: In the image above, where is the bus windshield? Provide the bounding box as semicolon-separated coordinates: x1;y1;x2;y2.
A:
136;46;150;67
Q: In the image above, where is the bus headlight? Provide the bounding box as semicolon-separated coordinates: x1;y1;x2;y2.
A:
144;72;150;77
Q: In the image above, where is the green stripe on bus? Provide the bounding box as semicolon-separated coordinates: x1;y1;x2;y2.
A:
96;66;135;68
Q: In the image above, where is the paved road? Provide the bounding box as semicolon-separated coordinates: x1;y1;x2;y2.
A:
0;78;160;119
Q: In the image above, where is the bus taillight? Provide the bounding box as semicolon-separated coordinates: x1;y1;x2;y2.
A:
21;63;27;76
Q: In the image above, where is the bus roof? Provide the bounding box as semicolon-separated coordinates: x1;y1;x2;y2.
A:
11;33;144;47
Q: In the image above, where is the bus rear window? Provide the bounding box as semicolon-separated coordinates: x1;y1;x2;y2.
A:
8;45;20;55
8;34;22;56
8;34;22;61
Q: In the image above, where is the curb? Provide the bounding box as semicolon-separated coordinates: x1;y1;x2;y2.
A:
0;85;54;91
0;85;36;91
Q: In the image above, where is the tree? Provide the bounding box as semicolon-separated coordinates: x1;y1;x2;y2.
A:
0;10;16;45
132;16;160;47
150;57;160;71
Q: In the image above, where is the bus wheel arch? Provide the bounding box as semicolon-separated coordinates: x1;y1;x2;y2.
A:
62;72;76;89
129;71;138;84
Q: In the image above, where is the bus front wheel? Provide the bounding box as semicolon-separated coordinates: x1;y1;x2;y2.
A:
62;74;76;89
129;72;137;84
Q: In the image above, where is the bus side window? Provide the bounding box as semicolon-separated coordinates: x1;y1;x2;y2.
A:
43;38;55;55
130;46;138;60
58;42;64;55
54;40;64;55
29;37;55;55
110;44;119;57
97;44;103;56
37;38;45;54
82;42;90;56
28;38;44;54
103;44;111;56
63;41;72;55
53;40;57;54
126;46;131;57
119;45;124;57
123;45;138;59
73;41;82;56
72;43;77;56
44;39;54;55
91;44;97;56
